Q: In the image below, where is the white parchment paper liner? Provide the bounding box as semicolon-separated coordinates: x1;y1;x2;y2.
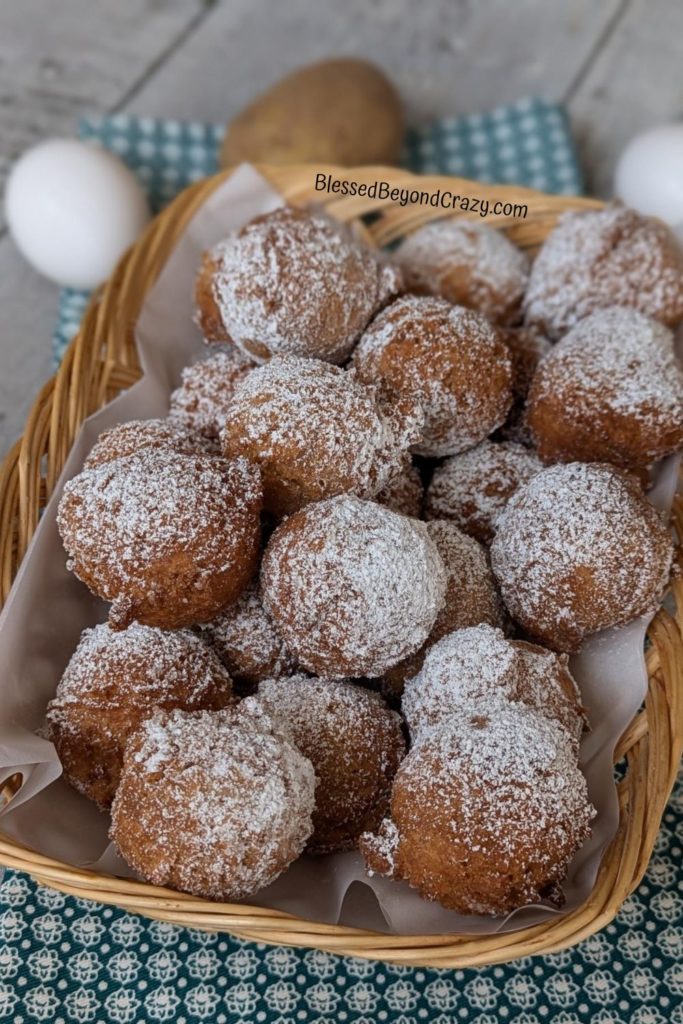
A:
0;165;679;936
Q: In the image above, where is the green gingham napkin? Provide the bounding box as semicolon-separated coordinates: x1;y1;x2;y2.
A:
7;100;683;1024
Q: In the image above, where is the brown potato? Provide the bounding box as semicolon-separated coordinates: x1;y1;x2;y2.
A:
220;58;404;167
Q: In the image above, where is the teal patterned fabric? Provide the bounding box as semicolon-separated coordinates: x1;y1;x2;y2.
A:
403;98;582;193
53;116;224;363
2;764;683;1022
6;100;680;1022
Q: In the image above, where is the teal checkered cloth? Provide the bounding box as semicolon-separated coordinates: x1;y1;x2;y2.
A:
8;101;682;1024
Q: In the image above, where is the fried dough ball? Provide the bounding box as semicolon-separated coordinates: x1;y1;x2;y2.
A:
168;347;255;439
110;702;315;900
425;440;543;544
360;704;595;915
46;623;233;809
197;581;296;692
490;462;675;652
222;355;421;517
524;203;683;340
261;495;446;678
352;295;513;457
498;326;552;444
503;326;552;399
423;521;505;643
375;460;423;517
381;521;505;699
257;675;405;854
526;307;683;470
402;623;585;748
84;418;213;470
195;206;402;363
58;451;262;631
395;219;529;325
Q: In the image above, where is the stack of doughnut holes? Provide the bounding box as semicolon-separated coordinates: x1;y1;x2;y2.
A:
51;202;682;916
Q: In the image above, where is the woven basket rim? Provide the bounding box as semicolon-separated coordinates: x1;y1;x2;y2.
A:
0;163;681;968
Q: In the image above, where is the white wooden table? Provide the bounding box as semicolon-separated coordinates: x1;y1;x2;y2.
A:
0;0;680;457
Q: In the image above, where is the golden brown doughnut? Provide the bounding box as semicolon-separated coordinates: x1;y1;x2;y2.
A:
195;206;402;363
381;520;505;699
84;418;213;470
395;219;529;324
257;675;405;854
526;307;683;470
57;451;262;630
222;355;421;517
196;580;296;692
360;704;595;915
425;440;543;544
352;295;513;457
524;203;683;340
402;623;586;748
168;347;255;439
110;702;315;900
46;623;233;809
490;462;675;651
261;495;446;678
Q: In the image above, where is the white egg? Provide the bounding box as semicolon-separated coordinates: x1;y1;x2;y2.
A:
615;124;683;225
5;138;150;289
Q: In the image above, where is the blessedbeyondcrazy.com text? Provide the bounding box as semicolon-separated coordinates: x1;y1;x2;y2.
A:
314;172;528;219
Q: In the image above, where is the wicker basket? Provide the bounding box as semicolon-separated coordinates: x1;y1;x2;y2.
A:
0;165;682;969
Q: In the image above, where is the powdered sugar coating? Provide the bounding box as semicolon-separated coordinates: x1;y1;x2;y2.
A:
498;326;552;445
197;581;297;689
110;702;315;900
402;623;585;747
490;462;675;651
515;640;586;746
46;622;233;808
57;450;262;630
503;326;552;397
395;219;529;324
222;355;422;516
168;347;255;439
84;418;213;470
524;203;683;340
353;295;513;457
425;440;543;543
526;307;683;469
363;817;400;878
425;521;505;641
261;495;447;678
376;460;423;518
202;206;402;363
257;674;405;853
361;703;595;914
380;521;505;699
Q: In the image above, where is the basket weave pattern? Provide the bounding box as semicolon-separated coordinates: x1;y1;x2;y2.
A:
0;165;681;968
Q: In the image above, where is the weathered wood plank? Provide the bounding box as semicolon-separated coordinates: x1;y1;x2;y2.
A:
0;0;629;458
0;0;211;455
0;0;206;228
569;0;683;197
126;0;623;123
0;238;57;457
